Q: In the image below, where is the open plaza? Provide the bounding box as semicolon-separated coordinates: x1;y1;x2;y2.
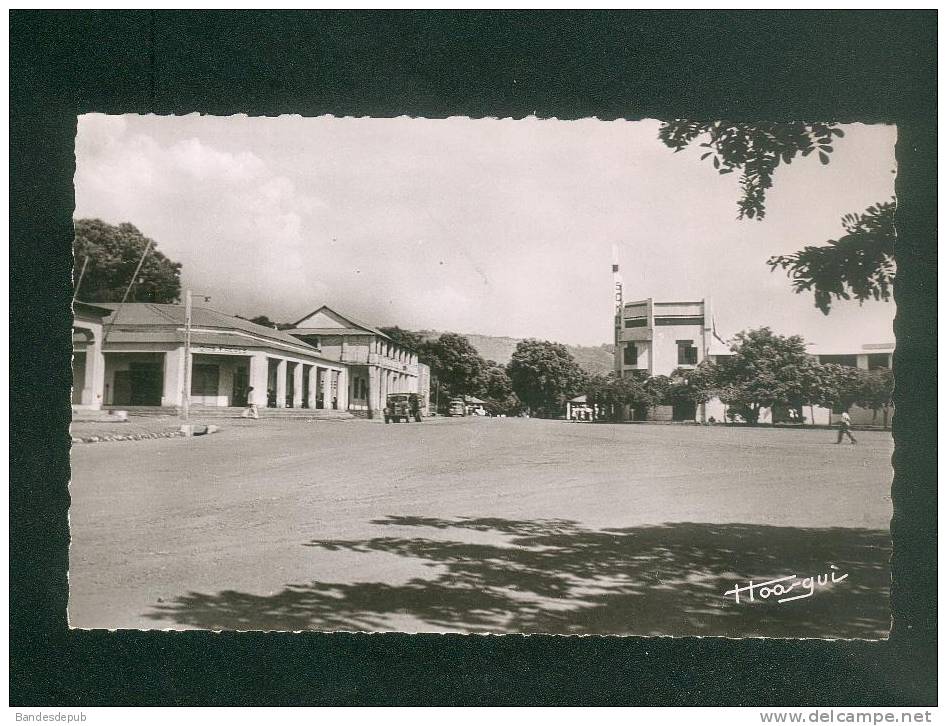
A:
68;415;893;638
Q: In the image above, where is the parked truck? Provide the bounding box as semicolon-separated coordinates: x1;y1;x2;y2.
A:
384;393;422;423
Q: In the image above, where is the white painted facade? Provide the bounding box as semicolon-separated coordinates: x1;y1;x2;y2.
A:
80;303;348;412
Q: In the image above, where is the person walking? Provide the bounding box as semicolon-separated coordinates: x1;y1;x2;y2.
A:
242;386;260;420
836;411;857;444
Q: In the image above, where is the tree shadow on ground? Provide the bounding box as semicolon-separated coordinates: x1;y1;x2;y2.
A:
145;517;890;637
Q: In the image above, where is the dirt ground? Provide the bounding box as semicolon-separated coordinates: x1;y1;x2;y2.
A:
68;417;893;637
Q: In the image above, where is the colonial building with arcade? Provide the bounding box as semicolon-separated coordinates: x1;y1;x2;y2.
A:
287;305;431;417
72;302;348;413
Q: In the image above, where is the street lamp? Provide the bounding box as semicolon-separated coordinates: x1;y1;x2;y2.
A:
182;289;211;428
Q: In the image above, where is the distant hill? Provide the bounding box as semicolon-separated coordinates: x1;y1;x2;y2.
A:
416;330;615;376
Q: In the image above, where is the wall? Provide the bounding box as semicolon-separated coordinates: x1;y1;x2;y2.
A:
651;322;705;377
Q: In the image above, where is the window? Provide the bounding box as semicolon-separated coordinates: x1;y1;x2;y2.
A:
677;341;698;365
624;318;647;328
868;353;891;370
623;343;638;366
191;364;220;396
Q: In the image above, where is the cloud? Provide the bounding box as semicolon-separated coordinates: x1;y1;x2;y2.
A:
75;114;318;316
74;115;896;347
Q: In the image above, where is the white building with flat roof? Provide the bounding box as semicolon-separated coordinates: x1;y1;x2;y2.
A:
614;297;730;421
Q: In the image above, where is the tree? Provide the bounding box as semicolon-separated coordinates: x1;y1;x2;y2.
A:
711;327;824;424
507;339;588;416
378;326;426;351
853;368;895;428
815;364;894;428
73;218;182;303
250;315;277;328
674;365;717;405
417;333;487;399
479;362;514;400
475;362;521;416
658;121;844;220
768;201;896;314
657;122;895;314
235;314;279;329
652;367;717;409
585;372;652;421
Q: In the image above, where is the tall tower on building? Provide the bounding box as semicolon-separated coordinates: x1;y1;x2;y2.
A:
612;244;623;350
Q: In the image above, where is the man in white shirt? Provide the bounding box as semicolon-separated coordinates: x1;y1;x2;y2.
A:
836;411;857;444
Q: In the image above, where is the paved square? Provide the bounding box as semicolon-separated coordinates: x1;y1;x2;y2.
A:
68;418;892;637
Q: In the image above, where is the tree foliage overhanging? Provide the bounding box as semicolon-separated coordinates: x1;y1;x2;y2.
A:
657;122;896;314
767;200;896;315
658;121;844;221
73;218;182;304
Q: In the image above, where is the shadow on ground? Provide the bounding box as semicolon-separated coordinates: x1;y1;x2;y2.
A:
145;517;890;637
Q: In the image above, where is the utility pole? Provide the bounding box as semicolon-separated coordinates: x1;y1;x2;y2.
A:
72;255;89;304
182;289;193;425
181;289;211;431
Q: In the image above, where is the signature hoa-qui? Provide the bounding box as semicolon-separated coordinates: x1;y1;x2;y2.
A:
723;565;849;604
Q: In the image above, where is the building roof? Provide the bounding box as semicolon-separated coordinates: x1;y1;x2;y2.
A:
290;327;376;337
289;304;391;341
569;394;588;403
95;303;325;357
807;342;895;357
74;301;113;320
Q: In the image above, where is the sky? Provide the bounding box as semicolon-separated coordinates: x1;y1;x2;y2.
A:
74;114;897;350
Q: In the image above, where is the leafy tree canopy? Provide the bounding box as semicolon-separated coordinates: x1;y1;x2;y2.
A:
74;218;182;304
819;364;893;412
659;121;844;220
417;332;487;398
658;122;896;315
768;200;896;314
508;339;588;414
479;362;515;402
379;326;427;351
709;327;824;423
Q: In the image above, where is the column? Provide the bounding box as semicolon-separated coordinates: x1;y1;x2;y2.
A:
162;347;186;408
321;368;332;409
292;363;304;408
81;328;106;408
306;365;318;408
337;367;349;411
249;353;269;406
366;366;378;417
275;358;287;407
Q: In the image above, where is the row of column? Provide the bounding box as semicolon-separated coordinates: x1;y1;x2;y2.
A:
370;368;415;410
247;353;348;410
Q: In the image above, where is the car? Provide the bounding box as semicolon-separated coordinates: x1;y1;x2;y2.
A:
384;393;422;423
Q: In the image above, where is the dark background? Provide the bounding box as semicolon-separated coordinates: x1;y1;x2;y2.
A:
10;10;937;706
